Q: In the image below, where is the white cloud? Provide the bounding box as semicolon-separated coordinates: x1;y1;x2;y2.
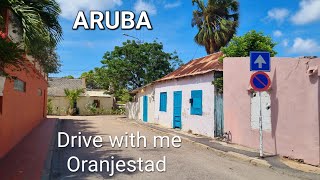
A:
291;0;320;25
56;0;123;20
134;0;157;16
273;30;283;37
164;1;181;9
290;37;320;54
267;8;289;22
282;39;289;47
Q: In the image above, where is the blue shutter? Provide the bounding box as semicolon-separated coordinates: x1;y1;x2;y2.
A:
191;90;202;115
163;92;167;111
160;92;167;112
159;93;163;111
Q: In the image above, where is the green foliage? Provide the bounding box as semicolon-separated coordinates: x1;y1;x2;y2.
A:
85;103;104;115
217;30;277;94
0;34;25;72
85;103;125;116
221;30;277;57
212;77;223;94
83;40;183;99
63;75;75;79
81;68;110;90
0;14;4;30
115;89;132;104
101;40;182;91
110;108;126;115
64;88;84;112
0;0;62;73
218;56;224;63
47;98;53;115
31;44;61;74
192;0;239;54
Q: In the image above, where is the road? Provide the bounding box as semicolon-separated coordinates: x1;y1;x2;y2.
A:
50;116;303;180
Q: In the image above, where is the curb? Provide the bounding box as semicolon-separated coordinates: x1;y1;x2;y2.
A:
131;120;272;169
41;118;61;180
250;158;272;168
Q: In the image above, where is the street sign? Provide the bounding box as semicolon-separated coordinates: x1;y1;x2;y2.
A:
250;71;271;157
250;72;271;92
250;52;270;72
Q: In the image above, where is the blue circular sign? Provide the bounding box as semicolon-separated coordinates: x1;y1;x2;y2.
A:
250;72;271;91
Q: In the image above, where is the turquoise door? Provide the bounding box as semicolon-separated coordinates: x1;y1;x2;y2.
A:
143;96;148;122
173;91;182;129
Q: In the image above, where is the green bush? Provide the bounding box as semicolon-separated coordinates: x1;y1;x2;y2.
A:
47;99;54;115
212;77;223;94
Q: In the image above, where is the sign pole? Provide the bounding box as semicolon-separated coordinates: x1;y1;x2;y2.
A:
259;91;263;157
250;51;271;158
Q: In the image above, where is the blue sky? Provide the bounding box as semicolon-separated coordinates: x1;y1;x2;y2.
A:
53;0;320;77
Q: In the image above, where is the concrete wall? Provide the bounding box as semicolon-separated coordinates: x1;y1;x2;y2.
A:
126;101;140;120
48;97;69;115
154;72;216;138
125;85;156;123
48;96;113;115
0;62;47;158
78;96;113;115
0;9;48;158
224;57;320;165
135;85;156;123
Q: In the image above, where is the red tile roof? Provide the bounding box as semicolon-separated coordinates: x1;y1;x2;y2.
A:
156;52;223;82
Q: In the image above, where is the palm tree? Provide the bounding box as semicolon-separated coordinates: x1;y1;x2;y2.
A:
64;89;84;115
192;0;239;54
1;0;62;49
0;0;62;73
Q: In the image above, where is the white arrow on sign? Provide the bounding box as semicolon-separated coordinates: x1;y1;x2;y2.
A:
254;55;266;69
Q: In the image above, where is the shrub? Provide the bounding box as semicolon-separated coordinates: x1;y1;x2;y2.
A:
47;99;54;115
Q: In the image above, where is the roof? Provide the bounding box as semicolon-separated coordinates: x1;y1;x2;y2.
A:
156;52;223;82
85;90;112;98
130;83;154;94
48;78;85;96
130;52;223;94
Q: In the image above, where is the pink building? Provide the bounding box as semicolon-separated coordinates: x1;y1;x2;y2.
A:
223;57;320;166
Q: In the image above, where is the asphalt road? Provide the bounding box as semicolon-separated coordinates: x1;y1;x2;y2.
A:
50;116;303;180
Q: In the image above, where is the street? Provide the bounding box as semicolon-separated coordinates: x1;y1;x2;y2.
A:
50;116;304;180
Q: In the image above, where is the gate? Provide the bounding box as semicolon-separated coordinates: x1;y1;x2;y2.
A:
214;93;224;137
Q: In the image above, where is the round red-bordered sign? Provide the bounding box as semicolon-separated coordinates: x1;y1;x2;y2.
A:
250;72;271;92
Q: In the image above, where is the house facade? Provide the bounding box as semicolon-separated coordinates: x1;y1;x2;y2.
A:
127;84;156;123
48;78;114;115
0;10;48;158
223;57;320;166
127;52;223;138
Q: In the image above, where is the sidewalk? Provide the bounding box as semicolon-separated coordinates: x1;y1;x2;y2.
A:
118;117;320;180
0;118;58;180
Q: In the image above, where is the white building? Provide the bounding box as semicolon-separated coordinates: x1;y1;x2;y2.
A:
127;52;223;138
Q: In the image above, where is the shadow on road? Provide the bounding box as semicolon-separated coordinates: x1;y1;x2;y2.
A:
50;119;138;179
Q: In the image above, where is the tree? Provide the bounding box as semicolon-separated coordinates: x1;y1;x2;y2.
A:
0;0;62;74
192;0;239;54
82;40;182;103
0;31;24;74
63;75;75;79
64;88;84;115
214;30;278;93
81;68;110;90
221;30;277;57
101;40;182;92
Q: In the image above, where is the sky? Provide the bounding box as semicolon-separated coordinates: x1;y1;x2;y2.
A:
52;0;320;77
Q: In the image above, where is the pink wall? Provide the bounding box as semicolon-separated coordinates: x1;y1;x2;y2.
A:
224;57;320;165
